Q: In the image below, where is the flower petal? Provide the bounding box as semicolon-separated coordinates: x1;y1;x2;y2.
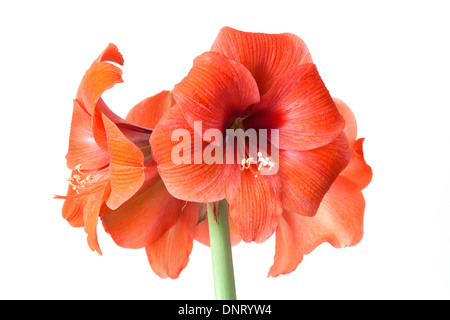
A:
66;100;110;170
279;132;351;216
211;26;313;95
150;104;229;202
61;179;87;227
83;182;111;255
340;138;373;190
267;214;304;277
305;177;366;252
94;43;124;65
76;61;123;116
102;114;145;210
245;64;345;151
333;98;357;145
226;168;283;243
173;51;260;136
269;176;366;277
125;90;175;129
101;164;182;249
145;202;198;279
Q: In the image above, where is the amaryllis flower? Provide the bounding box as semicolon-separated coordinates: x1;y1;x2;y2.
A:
269;98;373;276
150;27;351;243
57;43;154;254
58;44;240;278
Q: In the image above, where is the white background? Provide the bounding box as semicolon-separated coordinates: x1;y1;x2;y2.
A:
1;0;449;300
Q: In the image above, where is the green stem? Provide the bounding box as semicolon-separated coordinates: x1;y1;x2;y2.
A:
207;199;237;300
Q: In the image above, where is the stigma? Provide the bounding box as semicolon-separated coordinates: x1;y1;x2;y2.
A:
240;152;275;177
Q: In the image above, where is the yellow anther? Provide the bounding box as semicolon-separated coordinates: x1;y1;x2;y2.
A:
86;175;93;181
66;177;73;181
257;162;264;172
72;174;81;180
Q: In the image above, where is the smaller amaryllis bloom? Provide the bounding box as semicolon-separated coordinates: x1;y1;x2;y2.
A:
150;28;351;244
269;98;373;277
57;43;153;254
58;43;240;279
100;90;241;279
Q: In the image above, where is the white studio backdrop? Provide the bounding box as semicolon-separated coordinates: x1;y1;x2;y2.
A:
1;0;449;299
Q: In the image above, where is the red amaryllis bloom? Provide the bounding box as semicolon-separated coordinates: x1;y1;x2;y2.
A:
59;44;240;278
150;27;351;243
58;43;153;254
269;99;372;276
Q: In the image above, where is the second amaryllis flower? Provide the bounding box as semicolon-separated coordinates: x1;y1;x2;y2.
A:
59;44;241;279
60;44;153;254
150;27;351;243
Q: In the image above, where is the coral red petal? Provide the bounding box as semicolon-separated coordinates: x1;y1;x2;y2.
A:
246;64;345;151
279;132;351;216
83;182;111;255
126;90;175;129
66;100;110;170
269;175;366;277
76;61;123;116
145;202;198;279
340;138;373;190
211;26;313;95
226;169;283;243
61;179;87;227
150;104;228;202
301;176;366;253
268;214;304;277
94;43;124;65
333;98;357;146
101;165;182;249
102;114;145;210
173;51;260;136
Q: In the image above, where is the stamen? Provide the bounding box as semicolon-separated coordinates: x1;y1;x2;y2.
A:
65;165;97;193
240;158;246;170
240;154;276;178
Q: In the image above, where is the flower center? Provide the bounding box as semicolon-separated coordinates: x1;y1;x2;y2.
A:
240;152;275;178
229;117;245;130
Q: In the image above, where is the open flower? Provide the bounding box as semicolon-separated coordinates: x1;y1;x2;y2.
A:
59;44;240;278
150;28;351;243
58;44;153;254
269;98;373;276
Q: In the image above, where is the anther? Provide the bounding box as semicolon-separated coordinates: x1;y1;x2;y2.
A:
240;153;277;178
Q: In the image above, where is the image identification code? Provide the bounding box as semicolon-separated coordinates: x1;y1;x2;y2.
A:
178;304;272;317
